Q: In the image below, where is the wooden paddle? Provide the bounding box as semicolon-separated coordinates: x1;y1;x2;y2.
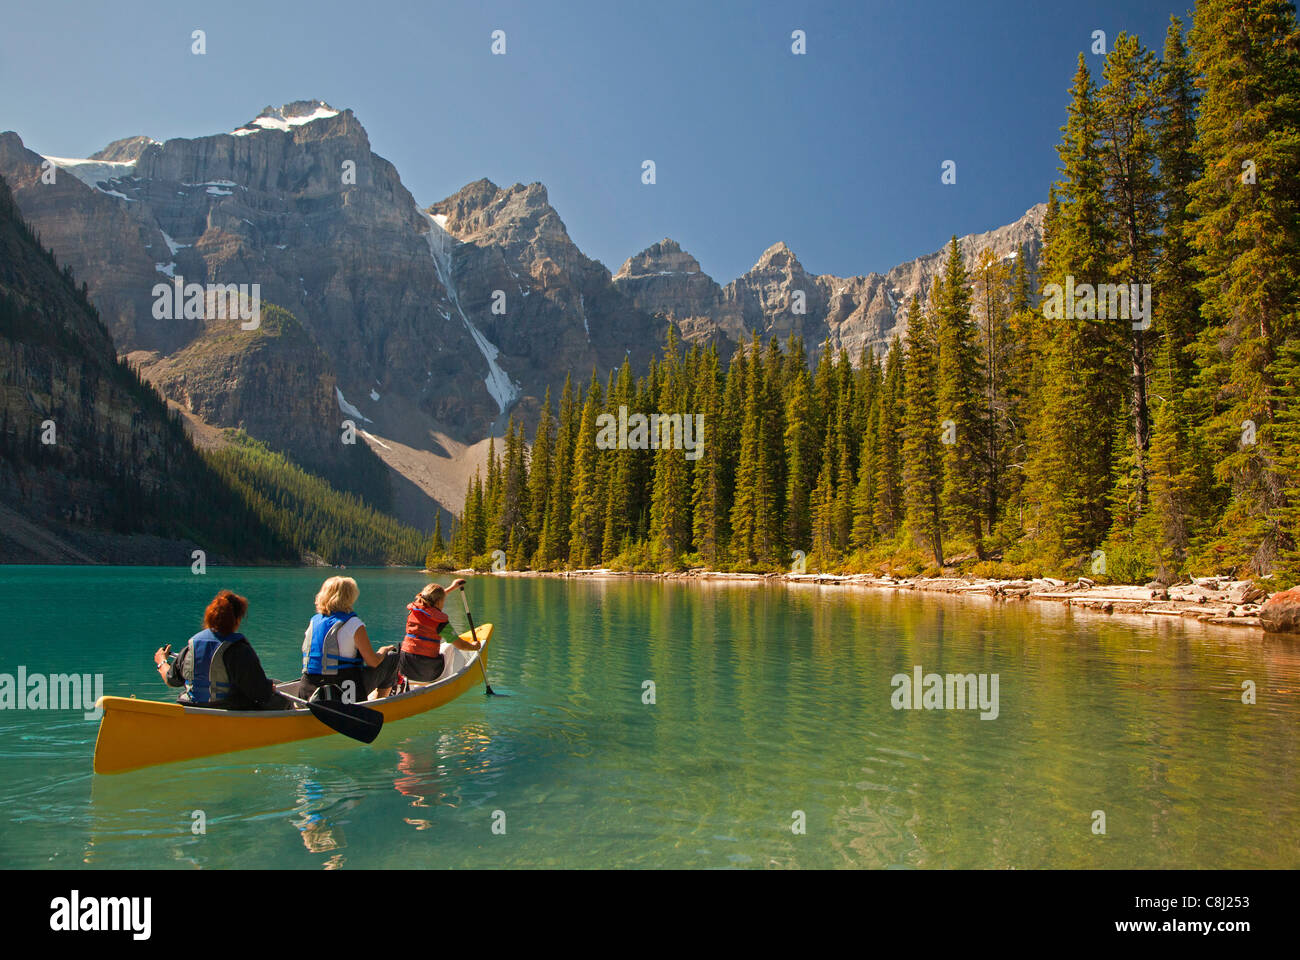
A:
459;587;495;696
280;690;384;744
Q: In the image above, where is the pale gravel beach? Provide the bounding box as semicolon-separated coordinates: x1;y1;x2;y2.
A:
441;566;1284;633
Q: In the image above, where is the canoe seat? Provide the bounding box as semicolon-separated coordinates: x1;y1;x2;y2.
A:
406;642;458;688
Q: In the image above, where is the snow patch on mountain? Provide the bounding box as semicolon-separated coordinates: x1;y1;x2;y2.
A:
335;387;372;423
422;211;519;414
40;156;137;195
233;101;339;135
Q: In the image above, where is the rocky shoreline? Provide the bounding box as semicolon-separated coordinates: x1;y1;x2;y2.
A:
458;566;1300;634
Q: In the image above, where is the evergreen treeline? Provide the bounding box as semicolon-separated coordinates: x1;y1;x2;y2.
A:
206;431;428;565
447;7;1300;587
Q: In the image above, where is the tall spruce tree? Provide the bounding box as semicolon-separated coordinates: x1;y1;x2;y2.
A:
971;245;1014;538
1186;0;1300;575
1097;31;1162;525
568;371;605;567
649;336;693;565
903;293;945;566
935;237;989;556
1025;55;1123;562
874;337;906;539
1135;15;1211;574
540;374;578;566
783;363;816;553
527;388;555;567
691;345;726;566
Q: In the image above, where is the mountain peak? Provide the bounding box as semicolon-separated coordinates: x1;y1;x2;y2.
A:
614;238;702;280
90;136;160;163
505;181;549;207
430;179;562;244
752;240;801;272
232;100;341;135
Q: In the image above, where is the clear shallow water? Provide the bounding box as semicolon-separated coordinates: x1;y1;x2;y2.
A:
0;566;1297;869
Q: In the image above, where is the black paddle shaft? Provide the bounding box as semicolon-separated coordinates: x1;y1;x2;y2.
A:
460;588;494;696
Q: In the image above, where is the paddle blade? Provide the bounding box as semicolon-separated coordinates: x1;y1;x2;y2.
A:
306;699;384;744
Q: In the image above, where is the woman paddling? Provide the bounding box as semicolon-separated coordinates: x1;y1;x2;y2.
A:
155;590;288;710
398;579;480;683
300;576;399;703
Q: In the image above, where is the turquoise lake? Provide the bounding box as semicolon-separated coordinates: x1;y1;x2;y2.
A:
0;566;1297;869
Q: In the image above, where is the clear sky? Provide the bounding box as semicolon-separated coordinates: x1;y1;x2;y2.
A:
2;0;1188;282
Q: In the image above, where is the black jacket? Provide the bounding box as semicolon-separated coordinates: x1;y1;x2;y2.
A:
165;636;279;709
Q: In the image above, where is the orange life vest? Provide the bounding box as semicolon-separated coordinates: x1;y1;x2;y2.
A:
401;602;448;657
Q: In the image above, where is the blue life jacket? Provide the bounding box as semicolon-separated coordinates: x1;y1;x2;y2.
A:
302;612;362;676
182;629;240;705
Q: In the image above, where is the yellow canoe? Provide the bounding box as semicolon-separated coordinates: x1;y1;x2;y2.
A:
93;624;492;774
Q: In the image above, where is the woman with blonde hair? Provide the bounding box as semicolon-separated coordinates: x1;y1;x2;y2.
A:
300;575;399;702
398;578;480;682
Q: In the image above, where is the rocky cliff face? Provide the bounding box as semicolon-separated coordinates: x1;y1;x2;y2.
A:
0;103;499;436
0;103;676;523
428;179;667;411
126;302;392;506
612;239;743;345
614;204;1045;360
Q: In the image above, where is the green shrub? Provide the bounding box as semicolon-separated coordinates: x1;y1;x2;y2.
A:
1098;540;1156;584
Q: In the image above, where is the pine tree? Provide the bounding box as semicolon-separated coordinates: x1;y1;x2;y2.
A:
783;364;816;553
849;455;877;553
691;345;725;566
541;374;577;566
1136;15;1210;574
1097;31;1162;524
730;333;780;565
874;337;906;539
455;469;487;564
527;388;555;567
1271;338;1300;584
903;293;945;566
935;236;988;556
764;338;790;540
649;337;693;565
600;365;634;563
849;359;880;552
500;418;529;567
1024;55;1123;562
832;390;855;552
1186;0;1300;575
1002;244;1040;539
568;372;606;567
809;441;837;567
425;512;446;569
971;245;1013;538
483;434;502;548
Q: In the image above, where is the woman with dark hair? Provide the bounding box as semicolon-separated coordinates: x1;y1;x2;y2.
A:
154;589;287;710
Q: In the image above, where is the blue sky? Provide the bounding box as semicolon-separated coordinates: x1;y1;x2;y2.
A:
3;0;1188;282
